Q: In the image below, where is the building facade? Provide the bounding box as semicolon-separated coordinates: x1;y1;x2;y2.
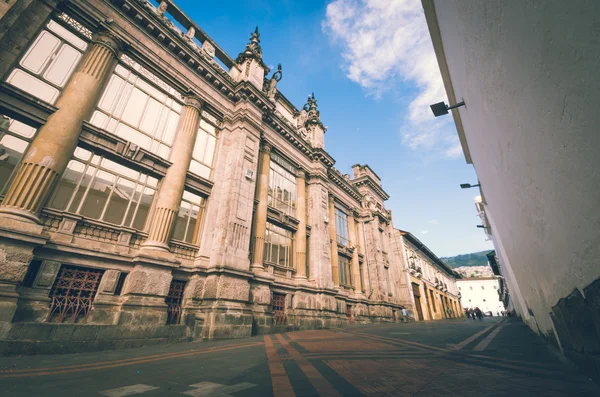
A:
423;0;600;382
456;277;505;315
392;230;462;321
0;0;408;354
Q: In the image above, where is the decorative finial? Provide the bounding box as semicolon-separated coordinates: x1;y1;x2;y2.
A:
236;25;264;64
303;92;323;128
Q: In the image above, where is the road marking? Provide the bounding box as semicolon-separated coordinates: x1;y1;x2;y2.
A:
100;384;159;397
183;381;257;396
473;324;504;351
275;333;342;397
0;341;263;378
449;325;496;351
264;335;296;397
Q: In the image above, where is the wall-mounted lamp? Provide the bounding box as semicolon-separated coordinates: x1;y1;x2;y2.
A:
460;183;480;189
430;100;465;117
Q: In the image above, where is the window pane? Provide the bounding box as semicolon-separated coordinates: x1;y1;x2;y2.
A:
79;170;114;219
186;205;199;244
9;119;36;138
98;75;125;112
124;185;142;227
20;31;60;74
44;44;81;87
121;87;148;127
103;177;135;225
115;123;151;150
139;97;162;134
46;20;87;50
6;69;59;104
48;160;85;211
132;187;155;230
0;135;28;192
172;203;189;241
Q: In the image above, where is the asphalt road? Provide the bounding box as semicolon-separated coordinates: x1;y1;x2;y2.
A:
1;317;598;396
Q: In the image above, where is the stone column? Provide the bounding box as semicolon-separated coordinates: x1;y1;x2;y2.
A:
348;215;362;293
0;30;122;223
142;95;203;252
251;141;272;271
328;195;339;287
294;170;307;280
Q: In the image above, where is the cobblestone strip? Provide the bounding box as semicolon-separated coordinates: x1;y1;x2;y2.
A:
264;335;296;397
274;333;343;397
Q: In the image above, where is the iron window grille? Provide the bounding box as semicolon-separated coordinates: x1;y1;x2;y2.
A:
46;265;104;323
166;280;186;325
272;293;286;325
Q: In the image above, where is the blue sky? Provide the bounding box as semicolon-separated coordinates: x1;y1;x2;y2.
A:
174;0;493;257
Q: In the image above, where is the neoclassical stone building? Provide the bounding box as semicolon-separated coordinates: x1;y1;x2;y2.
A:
0;0;410;353
392;230;462;321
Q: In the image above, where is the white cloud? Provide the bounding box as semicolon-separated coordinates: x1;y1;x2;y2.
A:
323;0;461;158
420;230;429;234
428;219;439;225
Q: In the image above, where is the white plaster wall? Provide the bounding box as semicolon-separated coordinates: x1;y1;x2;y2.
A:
433;0;600;335
457;279;505;315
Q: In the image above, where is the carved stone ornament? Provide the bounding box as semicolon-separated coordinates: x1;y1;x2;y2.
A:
157;1;168;16
264;64;282;100
93;29;123;55
202;40;216;58
184;94;204;112
294;109;308;138
303;92;324;129
185;26;195;41
235;26;263;64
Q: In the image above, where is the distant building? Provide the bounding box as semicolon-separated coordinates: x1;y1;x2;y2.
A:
457;278;505;315
392;230;462;321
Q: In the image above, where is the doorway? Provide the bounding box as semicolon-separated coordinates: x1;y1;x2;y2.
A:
412;282;424;321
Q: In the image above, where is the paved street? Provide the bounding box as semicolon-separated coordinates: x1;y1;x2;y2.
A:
1;317;598;396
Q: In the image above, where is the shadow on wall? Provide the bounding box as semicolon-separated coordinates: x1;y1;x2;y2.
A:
550;277;600;384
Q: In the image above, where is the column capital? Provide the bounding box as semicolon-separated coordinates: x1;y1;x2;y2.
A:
260;140;273;154
93;29;124;56
328;194;335;204
184;94;204;112
296;169;306;179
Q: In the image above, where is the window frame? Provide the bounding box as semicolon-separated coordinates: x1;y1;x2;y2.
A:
47;147;158;231
267;153;297;217
263;221;294;269
334;207;349;246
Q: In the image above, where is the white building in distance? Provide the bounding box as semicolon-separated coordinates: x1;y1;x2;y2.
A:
457;277;505;315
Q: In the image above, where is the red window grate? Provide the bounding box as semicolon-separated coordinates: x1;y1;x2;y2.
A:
166;280;186;325
272;293;286;325
47;265;104;323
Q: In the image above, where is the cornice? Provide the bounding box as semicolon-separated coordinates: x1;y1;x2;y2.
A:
351;175;390;201
327;168;362;202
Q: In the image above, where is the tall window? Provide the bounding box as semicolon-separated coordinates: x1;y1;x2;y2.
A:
172;191;205;244
379;228;386;251
334;207;349;246
339;255;352;286
264;222;293;268
190;119;217;179
90;55;182;159
268;154;296;216
0;118;37;193
6;17;89;104
48;147;157;230
385;267;392;296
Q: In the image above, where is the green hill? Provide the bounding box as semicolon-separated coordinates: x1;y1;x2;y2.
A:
441;250;490;268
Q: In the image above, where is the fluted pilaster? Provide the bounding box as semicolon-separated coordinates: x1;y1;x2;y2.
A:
329;195;339;287
294;169;307;280
0;30;122;222
142;95;203;251
348;215;362;293
251;141;272;271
